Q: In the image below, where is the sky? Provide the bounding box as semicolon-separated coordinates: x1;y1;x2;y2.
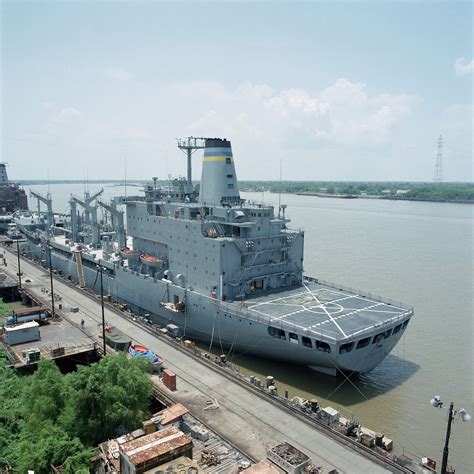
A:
1;0;472;182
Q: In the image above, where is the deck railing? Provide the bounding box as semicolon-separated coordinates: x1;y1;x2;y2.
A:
303;276;413;311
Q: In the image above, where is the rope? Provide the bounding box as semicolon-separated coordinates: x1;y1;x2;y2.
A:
208;310;216;352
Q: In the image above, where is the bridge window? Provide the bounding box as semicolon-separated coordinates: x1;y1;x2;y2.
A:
302;336;312;348
227;174;233;178
356;337;371;349
228;184;234;189
289;333;299;344
268;326;285;340
393;323;402;334
315;341;331;353
339;342;354;354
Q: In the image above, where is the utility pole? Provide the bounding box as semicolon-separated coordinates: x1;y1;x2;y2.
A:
47;242;55;318
433;135;444;182
441;402;454;474
16;240;22;290
98;260;106;356
431;395;470;473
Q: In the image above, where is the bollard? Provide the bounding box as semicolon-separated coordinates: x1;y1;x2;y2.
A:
266;375;274;388
284;390;289;399
255;378;261;388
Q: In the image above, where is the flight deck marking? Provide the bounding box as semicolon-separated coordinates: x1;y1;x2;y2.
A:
302;282;348;338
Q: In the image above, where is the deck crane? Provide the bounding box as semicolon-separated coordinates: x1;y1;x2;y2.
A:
97;200;126;249
71;189;103;247
69;197;79;243
29;190;54;234
82;189;104;226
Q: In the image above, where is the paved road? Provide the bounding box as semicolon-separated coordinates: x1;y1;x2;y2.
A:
4;249;389;473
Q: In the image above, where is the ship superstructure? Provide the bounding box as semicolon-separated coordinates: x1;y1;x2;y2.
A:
22;138;413;375
0;163;28;233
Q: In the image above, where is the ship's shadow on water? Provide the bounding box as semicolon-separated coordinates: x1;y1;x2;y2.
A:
224;351;419;406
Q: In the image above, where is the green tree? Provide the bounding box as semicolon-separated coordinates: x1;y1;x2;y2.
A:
21;358;64;428
0;350;150;473
61;353;152;445
8;424;92;474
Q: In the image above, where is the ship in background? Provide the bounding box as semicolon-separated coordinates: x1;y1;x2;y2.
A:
0;163;28;235
20;137;414;375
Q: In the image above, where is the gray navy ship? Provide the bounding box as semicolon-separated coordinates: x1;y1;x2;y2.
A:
22;137;413;375
0;163;28;235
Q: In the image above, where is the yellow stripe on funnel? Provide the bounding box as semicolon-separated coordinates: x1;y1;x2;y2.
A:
203;156;232;162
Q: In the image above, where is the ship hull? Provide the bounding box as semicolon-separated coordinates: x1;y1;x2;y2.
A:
24;241;410;374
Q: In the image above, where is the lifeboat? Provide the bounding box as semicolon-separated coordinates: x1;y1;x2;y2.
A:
119;247;140;261
140;254;162;268
129;344;164;369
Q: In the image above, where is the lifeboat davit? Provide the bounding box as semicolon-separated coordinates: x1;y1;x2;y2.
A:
140;254;162;268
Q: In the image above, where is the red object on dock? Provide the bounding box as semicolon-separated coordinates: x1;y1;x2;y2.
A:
162;369;176;391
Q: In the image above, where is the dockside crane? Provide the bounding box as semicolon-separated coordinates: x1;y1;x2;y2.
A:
30;190;54;234
97;200;126;249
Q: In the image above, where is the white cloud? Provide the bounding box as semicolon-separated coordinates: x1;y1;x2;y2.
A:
180;79;417;147
22;79;419;180
103;67;133;81
55;107;81;122
454;57;474;76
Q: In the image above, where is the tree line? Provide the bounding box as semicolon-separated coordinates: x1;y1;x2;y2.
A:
239;181;474;202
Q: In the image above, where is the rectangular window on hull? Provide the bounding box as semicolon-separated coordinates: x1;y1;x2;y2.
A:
402;319;410;330
268;326;286;340
339;342;354;354
289;333;299;344
393;324;402;334
356;337;371;349
315;341;331;353
302;336;312;348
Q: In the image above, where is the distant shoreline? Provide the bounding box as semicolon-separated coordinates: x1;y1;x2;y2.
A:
294;191;474;204
18;180;474;204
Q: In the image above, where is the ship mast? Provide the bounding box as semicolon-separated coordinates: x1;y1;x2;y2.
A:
176;137;206;193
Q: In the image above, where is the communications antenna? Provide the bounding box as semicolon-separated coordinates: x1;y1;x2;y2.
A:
176;137;206;192
433;135;444;182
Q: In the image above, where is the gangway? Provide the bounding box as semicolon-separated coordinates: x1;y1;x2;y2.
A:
74;250;86;288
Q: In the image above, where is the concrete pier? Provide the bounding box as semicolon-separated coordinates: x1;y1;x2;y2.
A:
2;248;392;473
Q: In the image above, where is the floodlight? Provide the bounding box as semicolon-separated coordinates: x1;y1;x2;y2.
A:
431;396;443;408
458;408;471;423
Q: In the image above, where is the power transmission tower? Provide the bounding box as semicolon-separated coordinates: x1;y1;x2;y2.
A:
433;135;444;182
